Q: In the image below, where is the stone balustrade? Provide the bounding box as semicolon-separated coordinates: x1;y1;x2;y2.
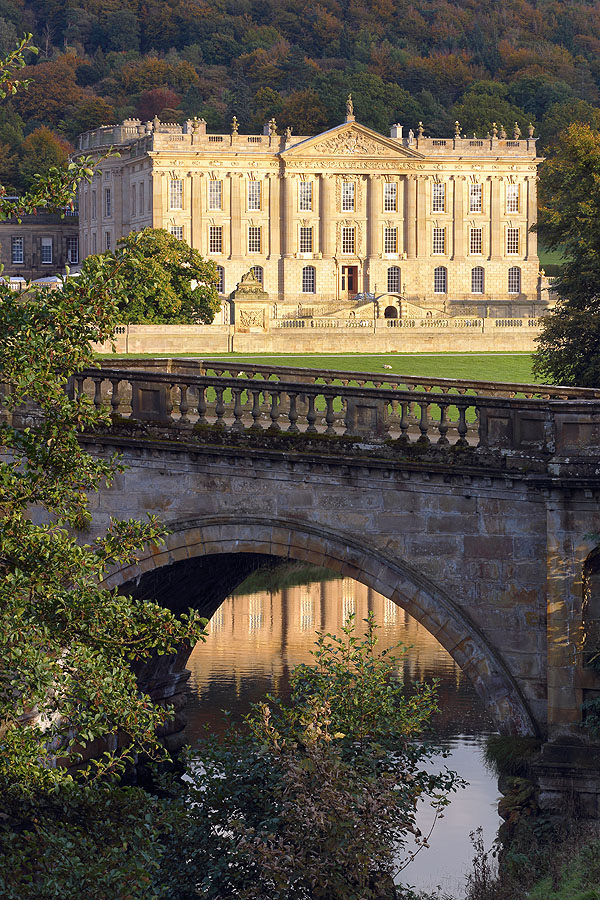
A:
73;363;600;460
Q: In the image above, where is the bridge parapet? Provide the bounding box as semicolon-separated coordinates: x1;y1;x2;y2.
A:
73;365;600;467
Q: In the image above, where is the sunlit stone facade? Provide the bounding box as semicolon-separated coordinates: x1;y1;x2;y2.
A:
78;111;543;317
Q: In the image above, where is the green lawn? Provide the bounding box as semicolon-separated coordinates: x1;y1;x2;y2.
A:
106;352;539;385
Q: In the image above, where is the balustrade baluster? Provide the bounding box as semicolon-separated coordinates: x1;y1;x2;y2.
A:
110;378;121;417
75;375;85;398
251;390;262;428
165;384;174;421
197;386;208;425
287;392;299;433
179;383;190;424
418;402;430;443
93;378;103;410
306;394;318;433
268;391;281;430
232;388;244;431
325;395;336;434
214;386;225;426
398;401;409;442
437;403;449;445
457;405;468;445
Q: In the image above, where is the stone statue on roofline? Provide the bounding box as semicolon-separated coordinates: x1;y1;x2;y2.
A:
346;94;354;118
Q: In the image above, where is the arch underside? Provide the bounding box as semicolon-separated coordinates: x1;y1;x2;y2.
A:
105;515;538;737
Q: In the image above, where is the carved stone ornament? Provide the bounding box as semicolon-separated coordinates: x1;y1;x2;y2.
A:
239;309;264;328
314;131;392;157
230;269;269;300
335;177;362;210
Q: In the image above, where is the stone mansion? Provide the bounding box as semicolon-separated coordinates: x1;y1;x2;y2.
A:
77;104;544;319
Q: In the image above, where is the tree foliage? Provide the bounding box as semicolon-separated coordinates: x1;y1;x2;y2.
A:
0;34;208;798
158;615;461;900
84;227;221;324
533;123;600;386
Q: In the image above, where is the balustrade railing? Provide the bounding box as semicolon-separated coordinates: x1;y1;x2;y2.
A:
72;365;600;457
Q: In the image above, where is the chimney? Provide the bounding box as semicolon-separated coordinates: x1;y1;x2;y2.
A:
390;124;403;139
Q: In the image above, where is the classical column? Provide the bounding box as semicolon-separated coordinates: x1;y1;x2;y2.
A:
113;168;124;237
490;176;502;260
405;175;417;259
268;173;281;258
151;171;164;228
526;176;537;260
191;172;203;253
416;176;427;257
282;172;295;258
320;174;334;258
367;174;381;258
229;172;242;259
452;175;465;259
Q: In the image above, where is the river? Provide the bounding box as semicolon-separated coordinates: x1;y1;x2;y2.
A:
185;568;501;898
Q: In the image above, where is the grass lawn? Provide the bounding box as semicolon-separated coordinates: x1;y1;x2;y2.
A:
106;352;540;384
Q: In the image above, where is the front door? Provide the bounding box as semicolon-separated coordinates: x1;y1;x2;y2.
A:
341;265;358;299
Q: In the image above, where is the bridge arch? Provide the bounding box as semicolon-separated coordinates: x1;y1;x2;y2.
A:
104;515;538;737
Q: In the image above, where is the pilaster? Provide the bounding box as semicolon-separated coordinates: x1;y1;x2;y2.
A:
151;172;164;228
268;173;280;258
416;176;427;258
229;172;242;260
490;176;502;260
452;175;465;260
526;176;537;261
282;172;295;258
320;174;334;258
405;175;417;259
191;173;203;253
367;174;381;258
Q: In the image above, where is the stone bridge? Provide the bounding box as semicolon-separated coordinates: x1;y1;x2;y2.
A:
75;359;600;813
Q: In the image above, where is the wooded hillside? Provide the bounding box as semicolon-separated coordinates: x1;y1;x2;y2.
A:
2;0;600;191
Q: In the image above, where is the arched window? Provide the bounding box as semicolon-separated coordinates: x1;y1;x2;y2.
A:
302;266;316;293
434;266;447;294
216;265;225;294
471;266;484;294
508;266;521;294
387;266;400;293
384;305;398;319
250;265;263;284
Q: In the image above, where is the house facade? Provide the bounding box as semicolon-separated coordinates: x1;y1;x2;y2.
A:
0;207;79;282
77;107;543;318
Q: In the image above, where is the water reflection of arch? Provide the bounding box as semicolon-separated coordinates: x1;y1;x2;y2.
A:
106;515;537;737
583;547;600;668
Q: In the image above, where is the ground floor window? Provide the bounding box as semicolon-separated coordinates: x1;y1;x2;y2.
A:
387;266;400;293
508;266;521;294
250;265;263;284
471;266;484;294
302;265;316;293
216;265;225;293
434;266;447;293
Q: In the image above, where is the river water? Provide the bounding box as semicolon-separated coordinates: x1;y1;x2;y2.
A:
185;570;501;898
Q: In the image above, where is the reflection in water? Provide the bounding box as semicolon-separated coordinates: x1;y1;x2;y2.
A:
186;575;501;896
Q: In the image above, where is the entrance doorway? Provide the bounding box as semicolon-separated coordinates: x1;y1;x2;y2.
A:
340;265;358;298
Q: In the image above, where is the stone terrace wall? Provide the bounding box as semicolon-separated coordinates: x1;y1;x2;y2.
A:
92;319;541;355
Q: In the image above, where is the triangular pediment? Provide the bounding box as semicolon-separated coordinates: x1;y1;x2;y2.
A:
282;121;423;159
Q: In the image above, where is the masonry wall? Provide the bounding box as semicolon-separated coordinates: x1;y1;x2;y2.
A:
92;320;542;355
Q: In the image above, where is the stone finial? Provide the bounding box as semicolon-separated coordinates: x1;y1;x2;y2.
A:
231;116;239;135
268;117;278;136
492;122;498;138
417;121;424;138
346;93;354;118
528;122;535;138
499;125;507;139
152;114;161;130
285;125;293;141
454;120;461;138
473;132;477;139
513;121;521;139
